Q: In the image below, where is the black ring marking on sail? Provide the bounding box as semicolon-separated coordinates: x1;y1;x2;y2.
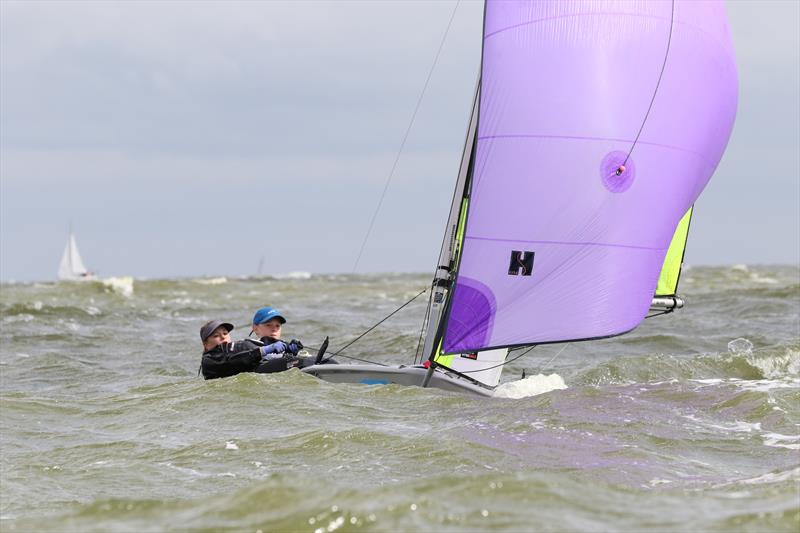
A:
622;0;676;168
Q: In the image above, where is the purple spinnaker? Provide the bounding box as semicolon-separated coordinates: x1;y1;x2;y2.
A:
442;0;737;354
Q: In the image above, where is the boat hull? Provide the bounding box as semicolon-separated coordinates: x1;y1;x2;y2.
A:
300;364;495;397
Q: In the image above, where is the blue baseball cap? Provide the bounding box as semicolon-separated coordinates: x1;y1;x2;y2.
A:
252;306;286;325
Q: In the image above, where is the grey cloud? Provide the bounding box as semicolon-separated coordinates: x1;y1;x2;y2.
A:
1;1;482;158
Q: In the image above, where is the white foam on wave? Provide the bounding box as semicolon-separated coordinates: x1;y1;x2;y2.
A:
691;378;724;385
684;414;800;451
100;276;134;297
739;467;800;485
277;271;312;280
691;376;800;394
683;414;755;434
712;467;800;489
728;264;778;284
707;419;762;434
158;462;206;477
3;313;35;324
160;297;197;307
762;432;800;450
749;273;779;284
750;349;800;379
193;277;228;285
733;377;800;393
727;338;799;379
494;373;567;399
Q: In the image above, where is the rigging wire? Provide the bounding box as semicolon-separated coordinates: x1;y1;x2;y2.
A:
320;352;389;367
298;344;388;366
534;342;570;374
351;0;462;272
320;288;428;364
413;284;435;364
621;0;676;169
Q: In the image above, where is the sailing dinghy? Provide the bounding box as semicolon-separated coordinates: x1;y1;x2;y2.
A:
303;0;738;396
58;232;95;281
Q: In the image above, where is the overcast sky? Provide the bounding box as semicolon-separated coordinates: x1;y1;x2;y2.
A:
1;0;798;282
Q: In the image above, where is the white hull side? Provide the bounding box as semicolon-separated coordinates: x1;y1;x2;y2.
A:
301;364;495;397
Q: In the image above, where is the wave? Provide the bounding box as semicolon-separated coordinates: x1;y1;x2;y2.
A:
1;301;104;321
276;271;312;280
575;339;800;386
8;466;799;533
191;277;228;285
99;276;134;297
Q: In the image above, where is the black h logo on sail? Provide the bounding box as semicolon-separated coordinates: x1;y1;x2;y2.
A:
508;250;534;276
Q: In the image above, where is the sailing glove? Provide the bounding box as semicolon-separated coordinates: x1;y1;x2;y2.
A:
261;341;288;356
286;339;303;355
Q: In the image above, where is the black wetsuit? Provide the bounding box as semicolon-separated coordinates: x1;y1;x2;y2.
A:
201;338;293;380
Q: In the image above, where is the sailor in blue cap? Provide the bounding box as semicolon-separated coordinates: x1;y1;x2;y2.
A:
251;306;287;341
250;306;305;364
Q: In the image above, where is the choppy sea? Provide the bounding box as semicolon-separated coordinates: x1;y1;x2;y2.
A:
1;265;798;532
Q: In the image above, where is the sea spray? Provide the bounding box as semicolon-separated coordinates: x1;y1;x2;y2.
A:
493;373;568;399
100;276;134;297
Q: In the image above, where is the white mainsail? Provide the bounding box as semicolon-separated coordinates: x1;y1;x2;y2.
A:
58;234;93;280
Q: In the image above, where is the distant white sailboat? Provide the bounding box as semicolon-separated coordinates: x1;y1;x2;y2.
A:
58;233;95;281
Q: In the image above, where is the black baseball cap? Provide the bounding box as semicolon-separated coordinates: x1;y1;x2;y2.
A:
200;320;234;342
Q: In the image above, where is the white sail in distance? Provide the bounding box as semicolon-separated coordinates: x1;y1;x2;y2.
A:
58;234;92;280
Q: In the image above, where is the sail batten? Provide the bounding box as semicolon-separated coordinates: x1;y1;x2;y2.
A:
464;235;666;251
440;0;737;355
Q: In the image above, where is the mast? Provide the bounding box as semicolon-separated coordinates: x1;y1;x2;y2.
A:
421;78;481;359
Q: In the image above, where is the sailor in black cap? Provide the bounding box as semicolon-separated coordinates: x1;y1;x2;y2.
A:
200;320;234;353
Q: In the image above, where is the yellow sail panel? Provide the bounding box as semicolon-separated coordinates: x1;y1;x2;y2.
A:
656;207;693;296
434;199;469;368
454;198;469;258
432;337;453;364
434;353;454;367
